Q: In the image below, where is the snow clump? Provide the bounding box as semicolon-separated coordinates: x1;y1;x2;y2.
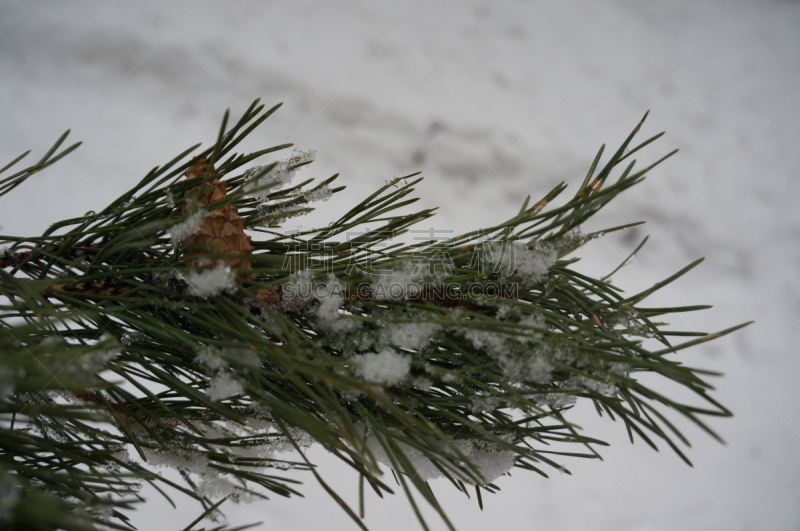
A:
365;431;515;484
244;149;316;200
168;208;206;245
206;372;244;401
483;240;557;282
314;276;359;333
353;349;411;385
372;264;424;301
195;347;249;401
537;393;577;409
195;347;227;372
185;264;236;298
385;321;440;351
304;183;332;202
281;270;315;311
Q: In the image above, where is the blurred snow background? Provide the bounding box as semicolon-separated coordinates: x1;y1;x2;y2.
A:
1;0;799;529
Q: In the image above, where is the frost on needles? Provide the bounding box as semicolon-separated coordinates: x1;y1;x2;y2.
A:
0;100;749;531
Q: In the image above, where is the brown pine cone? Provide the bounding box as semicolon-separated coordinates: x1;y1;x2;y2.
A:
182;158;254;279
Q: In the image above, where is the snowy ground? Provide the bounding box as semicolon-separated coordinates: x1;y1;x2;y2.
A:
1;1;799;529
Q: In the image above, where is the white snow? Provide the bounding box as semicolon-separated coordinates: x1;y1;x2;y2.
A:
441;371;460;384
366;431;515;485
518;313;545;341
280;270;315;310
315;293;343;328
304;183;332;203
537;393;578;410
206;372;244;401
353;349;411;385
56;335;121;381
470;394;503;414
197;347;257;400
411;377;433;392
3;1;799;529
371;264;424;301
462;327;508;356
244;149;316;200
141;447;211;476
196;475;256;502
482;240;558;282
365;430;441;482
168;208;206;246
195;347;227;372
458;439;517;485
461;324;555;384
314;276;360;333
255;203;307;226
385;321;440;351
185;264;236;298
259;308;281;335
506;354;554;385
567;374;617;397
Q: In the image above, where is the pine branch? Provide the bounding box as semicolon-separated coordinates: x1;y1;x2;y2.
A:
0;99;747;530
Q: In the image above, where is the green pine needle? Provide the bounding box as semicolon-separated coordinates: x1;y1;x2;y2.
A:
0;100;747;531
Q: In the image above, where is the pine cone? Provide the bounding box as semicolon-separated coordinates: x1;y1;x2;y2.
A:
182;158;253;278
